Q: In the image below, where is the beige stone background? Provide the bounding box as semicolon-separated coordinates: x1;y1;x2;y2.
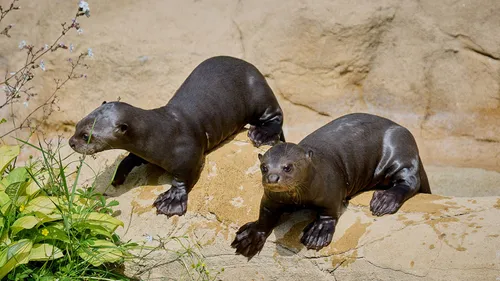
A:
1;0;500;280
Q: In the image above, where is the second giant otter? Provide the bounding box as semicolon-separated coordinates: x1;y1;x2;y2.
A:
231;113;431;260
69;56;285;217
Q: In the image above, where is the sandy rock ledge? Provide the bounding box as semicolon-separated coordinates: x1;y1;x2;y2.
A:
94;132;500;281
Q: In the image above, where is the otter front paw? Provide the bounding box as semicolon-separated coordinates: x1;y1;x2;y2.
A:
231;221;269;260
153;187;188;217
370;190;402;216
248;126;280;147
300;217;336;251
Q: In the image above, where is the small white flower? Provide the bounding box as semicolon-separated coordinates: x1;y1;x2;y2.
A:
44;44;49;50
77;28;83;35
23;101;29;108
9;72;15;75
69;43;74;53
87;48;93;58
18;40;26;49
78;0;90;17
144;234;153;243
39;60;46;71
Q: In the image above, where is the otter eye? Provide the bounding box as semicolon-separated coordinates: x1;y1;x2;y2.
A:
82;133;90;142
261;165;268;173
283;164;293;173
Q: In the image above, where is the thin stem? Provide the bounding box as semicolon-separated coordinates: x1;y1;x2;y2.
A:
0;53;87;139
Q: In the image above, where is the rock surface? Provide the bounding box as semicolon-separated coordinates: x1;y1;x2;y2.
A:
96;131;499;281
1;0;500;280
1;0;500;171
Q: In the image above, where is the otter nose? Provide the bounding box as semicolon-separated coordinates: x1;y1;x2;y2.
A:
69;137;76;149
267;174;280;183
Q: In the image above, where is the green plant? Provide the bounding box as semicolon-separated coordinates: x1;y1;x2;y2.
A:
0;140;136;280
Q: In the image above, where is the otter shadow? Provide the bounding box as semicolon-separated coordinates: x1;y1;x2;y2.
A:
271;210;316;256
270;200;351;257
94;155;173;198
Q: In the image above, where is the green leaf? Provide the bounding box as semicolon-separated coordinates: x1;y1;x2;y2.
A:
28;243;64;261
73;222;113;238
0;118;6;124
3;167;31;200
107;200;119;207
33;212;63;224
0;145;20;175
23;196;58;215
0;191;11;215
35;226;70;244
11;215;40;236
3;167;29;183
0;227;10;245
25;180;41;197
77;239;123;267
0;239;32;279
72;212;124;233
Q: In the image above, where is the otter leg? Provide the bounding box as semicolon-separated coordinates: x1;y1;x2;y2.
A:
153;151;204;217
112;153;149;186
248;107;284;147
301;210;338;251
370;166;421;216
231;196;284;260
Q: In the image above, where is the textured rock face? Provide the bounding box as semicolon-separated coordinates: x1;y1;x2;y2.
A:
1;1;500;280
1;0;500;171
100;131;500;281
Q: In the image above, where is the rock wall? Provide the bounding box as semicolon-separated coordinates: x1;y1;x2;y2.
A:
1;1;500;280
1;0;500;171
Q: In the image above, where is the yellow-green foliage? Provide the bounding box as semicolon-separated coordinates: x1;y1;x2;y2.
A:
0;145;131;280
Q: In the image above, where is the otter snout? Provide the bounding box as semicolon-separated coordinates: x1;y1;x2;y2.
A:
267;174;280;184
69;136;77;149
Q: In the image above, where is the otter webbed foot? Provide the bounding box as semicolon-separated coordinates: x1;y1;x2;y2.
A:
153;186;188;217
301;217;336;251
370;189;404;216
231;221;269;260
248;125;283;147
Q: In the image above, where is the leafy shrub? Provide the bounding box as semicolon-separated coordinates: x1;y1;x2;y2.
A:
0;142;135;280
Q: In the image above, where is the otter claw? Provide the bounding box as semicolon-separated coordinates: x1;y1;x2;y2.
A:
370;190;402;216
231;221;268;260
248;125;280;147
301;217;336;251
153;187;188;217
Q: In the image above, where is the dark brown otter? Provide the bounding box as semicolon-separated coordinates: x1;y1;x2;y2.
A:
69;56;285;217
231;113;431;260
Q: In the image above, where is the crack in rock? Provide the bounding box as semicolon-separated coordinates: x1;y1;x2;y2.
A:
361;257;428;278
274;87;331;117
231;19;246;58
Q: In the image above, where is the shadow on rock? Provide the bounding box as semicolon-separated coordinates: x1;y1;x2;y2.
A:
272;210;317;256
94;154;173;198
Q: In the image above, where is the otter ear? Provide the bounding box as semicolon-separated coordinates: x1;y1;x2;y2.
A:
258;153;263;161
102;101;107;105
114;123;128;135
306;150;313;159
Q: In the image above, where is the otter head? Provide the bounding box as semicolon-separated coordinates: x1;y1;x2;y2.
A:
68;101;132;155
258;142;313;193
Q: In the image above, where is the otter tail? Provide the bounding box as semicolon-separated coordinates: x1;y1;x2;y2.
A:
418;156;431;194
